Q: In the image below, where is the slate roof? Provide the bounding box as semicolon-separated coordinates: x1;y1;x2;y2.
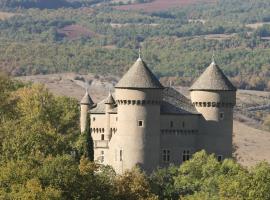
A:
91;97;117;114
90;88;198;115
80;91;94;105
190;61;237;91
161;87;199;115
115;58;163;89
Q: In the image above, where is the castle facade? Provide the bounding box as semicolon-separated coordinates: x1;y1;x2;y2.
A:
80;57;236;173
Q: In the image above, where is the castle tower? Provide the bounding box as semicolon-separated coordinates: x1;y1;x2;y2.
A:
80;91;94;133
190;60;236;158
111;57;164;173
105;91;116;140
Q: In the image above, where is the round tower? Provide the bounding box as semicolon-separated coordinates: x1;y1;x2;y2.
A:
80;91;94;133
110;57;163;173
105;91;116;140
190;60;236;158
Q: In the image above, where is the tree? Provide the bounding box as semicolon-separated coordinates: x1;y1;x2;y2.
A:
114;167;158;200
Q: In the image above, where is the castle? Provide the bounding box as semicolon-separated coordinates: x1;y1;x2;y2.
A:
80;56;236;174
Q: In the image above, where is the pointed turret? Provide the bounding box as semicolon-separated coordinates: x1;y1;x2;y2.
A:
190;61;236;91
115;57;163;89
105;91;116;105
80;91;94;105
80;91;94;133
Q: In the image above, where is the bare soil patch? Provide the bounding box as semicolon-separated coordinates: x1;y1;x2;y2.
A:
114;0;216;12
0;11;17;20
246;22;270;29
57;24;96;40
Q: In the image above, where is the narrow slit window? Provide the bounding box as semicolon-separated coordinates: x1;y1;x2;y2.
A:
170;121;173;128
120;150;123;161
100;151;104;163
219;112;225;120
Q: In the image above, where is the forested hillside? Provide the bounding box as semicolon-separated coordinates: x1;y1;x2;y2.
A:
0;0;109;9
1;74;270;199
0;0;269;91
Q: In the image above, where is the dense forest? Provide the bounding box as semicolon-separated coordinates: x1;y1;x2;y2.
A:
0;0;269;91
0;74;270;199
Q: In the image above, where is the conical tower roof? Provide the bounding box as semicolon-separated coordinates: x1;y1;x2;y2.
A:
190;61;236;91
105;91;116;104
80;91;94;105
115;57;163;89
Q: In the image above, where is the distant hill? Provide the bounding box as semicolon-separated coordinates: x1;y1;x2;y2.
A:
0;0;109;9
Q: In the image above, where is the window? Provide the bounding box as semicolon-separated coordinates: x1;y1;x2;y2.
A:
101;134;104;140
219;112;224;120
163;149;170;163
116;117;118;121
92;117;95;121
182;121;185;128
217;155;223;162
120;150;123;161
183;150;191;162
138;120;144;127
100;151;104;163
170;121;173;128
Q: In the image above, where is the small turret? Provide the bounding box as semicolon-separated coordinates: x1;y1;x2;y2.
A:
80;91;94;133
105;91;116;140
105;91;116;112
